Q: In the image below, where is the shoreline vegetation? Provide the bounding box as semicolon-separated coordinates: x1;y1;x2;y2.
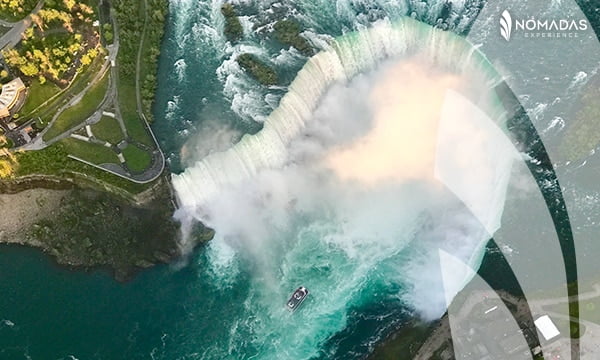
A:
0;172;213;281
0;186;177;281
113;0;167;124
221;2;314;86
236;53;278;86
0;0;199;279
221;3;243;42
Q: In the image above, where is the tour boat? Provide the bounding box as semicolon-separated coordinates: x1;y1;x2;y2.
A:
286;286;309;311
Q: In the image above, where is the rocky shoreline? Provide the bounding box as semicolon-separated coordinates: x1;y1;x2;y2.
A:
0;175;212;281
0;187;70;246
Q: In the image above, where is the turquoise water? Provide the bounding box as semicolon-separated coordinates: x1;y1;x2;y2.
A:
160;1;511;359
0;240;406;359
151;0;483;171
1;1;504;359
0;245;246;359
3;1;600;359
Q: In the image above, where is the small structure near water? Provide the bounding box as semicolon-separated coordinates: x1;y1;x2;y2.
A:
534;315;561;341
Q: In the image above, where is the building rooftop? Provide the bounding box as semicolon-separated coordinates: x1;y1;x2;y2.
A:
0;78;25;118
534;315;560;341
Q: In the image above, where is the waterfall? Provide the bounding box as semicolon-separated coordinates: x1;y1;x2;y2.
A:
173;18;503;209
170;17;515;360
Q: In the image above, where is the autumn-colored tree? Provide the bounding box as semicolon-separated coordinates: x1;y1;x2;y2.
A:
38;9;73;32
0;146;17;178
3;49;26;66
0;0;25;14
80;54;91;66
19;62;39;76
62;0;75;11
79;3;93;14
22;27;33;40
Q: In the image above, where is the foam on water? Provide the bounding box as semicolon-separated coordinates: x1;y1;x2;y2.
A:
175;19;504;207
174;59;187;82
172;18;512;359
217;44;273;123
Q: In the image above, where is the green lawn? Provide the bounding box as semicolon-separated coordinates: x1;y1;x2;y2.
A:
19;79;61;117
552;317;585;339
92;116;124;144
118;76;153;146
122;144;151;173
14;142;152;194
43;70;109;141
26;54;105;124
62;138;119;165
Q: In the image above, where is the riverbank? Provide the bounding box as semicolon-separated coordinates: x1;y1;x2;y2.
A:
0;177;187;281
0;169;216;281
0;0;188;280
0;187;69;244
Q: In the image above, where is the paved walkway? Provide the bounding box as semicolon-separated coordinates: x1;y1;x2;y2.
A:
0;0;45;49
11;1;165;184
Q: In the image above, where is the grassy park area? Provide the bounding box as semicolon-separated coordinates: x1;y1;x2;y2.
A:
13;142;150;194
117;77;154;147
43;70;109;140
122;144;151;173
22;53;107;127
552;317;585;339
18;79;61;117
544;295;600;327
92;116;124;144
0;0;165;196
62;138;119;165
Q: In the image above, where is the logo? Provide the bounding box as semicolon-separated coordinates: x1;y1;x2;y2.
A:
500;9;588;41
500;10;512;41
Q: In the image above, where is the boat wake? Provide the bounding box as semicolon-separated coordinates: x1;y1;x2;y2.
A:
172;18;515;359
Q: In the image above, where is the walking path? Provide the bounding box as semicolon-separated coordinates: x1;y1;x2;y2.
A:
0;0;45;49
130;0;165;182
17;3;165;184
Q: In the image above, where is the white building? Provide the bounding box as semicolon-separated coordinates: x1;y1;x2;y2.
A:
534;315;561;341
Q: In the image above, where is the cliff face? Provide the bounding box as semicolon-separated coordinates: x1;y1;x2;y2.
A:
0;175;184;281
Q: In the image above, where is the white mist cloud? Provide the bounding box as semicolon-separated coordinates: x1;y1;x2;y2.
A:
180;120;242;167
324;60;461;184
174;52;515;350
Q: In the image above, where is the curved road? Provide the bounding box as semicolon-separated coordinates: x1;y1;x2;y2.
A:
0;0;45;49
19;2;165;184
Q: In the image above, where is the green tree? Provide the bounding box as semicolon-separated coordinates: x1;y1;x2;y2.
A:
221;3;243;42
104;31;113;43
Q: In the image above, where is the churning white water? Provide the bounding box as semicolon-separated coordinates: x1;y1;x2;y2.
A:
172;18;515;359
